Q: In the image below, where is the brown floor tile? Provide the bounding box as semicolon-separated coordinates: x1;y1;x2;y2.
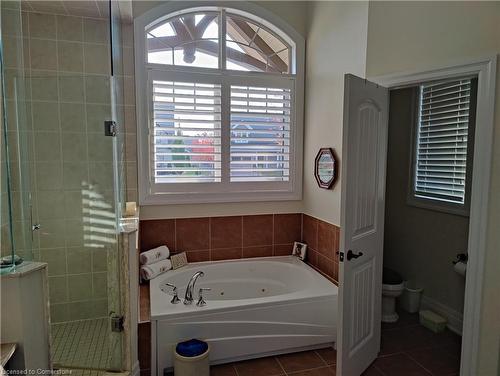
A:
210;363;238;376
382;309;420;331
407;346;460;375
316;347;337;365
437;341;462;359
234;356;284;376
427;329;462;349
361;364;384;375
288;366;335;376
374;353;432;376
380;324;436;355
277;350;325;373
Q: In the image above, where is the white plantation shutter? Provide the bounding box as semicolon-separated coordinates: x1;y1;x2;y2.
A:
230;86;291;182
152;80;222;183
415;78;473;204
137;7;304;204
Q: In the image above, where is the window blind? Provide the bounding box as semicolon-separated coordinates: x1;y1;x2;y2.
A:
230;85;291;182
415;78;472;204
152;80;222;183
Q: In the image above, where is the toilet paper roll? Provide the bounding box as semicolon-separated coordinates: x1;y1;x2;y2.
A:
453;261;467;277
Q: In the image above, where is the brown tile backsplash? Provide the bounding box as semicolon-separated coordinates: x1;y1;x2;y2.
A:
274;213;302;244
242;214;273;247
302;214;340;283
139;213;340;284
211;216;242;249
139;219;175;252
175;217;209;251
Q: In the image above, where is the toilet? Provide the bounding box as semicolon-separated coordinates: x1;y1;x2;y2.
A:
382;268;405;323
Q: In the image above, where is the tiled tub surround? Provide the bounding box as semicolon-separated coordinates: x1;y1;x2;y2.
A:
139;213;340;283
7;10;119;323
138;213;340;374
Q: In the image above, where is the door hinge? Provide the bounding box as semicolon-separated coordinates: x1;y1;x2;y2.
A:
104;120;117;137
110;313;125;332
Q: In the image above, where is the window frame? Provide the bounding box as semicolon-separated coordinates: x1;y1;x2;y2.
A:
134;3;305;205
407;77;477;216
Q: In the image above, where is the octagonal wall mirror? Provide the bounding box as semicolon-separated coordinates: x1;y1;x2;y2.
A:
314;148;337;189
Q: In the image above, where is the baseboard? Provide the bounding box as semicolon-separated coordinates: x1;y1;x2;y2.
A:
420;295;463;335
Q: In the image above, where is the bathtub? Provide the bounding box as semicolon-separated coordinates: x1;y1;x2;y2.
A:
149;256;338;374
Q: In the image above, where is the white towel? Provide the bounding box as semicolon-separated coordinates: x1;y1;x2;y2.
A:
140;245;170;265
140;259;172;281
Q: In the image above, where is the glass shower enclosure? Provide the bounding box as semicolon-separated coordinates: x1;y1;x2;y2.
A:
1;0;129;372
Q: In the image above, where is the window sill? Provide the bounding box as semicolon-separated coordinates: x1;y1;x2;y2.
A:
139;190;302;205
406;196;470;217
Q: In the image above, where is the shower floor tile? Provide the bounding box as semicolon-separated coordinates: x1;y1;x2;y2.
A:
51;318;112;370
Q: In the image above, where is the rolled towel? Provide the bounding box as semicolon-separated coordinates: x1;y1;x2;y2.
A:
140;245;170;265
140;259;172;281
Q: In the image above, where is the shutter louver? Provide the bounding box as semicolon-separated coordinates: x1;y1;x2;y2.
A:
415;78;472;204
230;85;291;182
152;80;222;183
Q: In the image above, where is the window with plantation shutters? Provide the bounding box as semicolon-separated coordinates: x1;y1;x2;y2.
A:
230;86;291;182
136;6;304;204
152;80;222;183
413;77;476;207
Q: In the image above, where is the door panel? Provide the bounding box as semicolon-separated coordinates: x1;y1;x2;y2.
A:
338;74;389;376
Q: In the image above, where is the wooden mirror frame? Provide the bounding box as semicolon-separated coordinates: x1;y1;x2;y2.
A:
314;148;337;189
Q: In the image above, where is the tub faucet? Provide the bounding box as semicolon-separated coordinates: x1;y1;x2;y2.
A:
184;271;204;305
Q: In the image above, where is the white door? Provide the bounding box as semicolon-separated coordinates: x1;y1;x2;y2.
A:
337;74;389;376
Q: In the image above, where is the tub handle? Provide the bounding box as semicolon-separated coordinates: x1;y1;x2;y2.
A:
165;283;180;304
197;287;211;307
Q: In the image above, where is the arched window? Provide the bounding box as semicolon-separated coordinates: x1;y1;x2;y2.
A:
135;4;304;204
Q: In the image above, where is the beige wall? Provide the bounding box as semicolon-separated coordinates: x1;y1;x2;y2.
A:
303;1;368;225
130;1;308;220
366;2;500;374
131;1;309;37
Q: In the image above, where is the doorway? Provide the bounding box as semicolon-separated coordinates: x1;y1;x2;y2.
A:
379;78;476;374
337;57;496;375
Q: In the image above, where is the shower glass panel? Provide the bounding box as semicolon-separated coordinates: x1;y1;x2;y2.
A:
1;0;35;273
1;0;127;371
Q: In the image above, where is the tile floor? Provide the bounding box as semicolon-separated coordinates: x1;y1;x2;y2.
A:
52;318;112;370
206;311;461;376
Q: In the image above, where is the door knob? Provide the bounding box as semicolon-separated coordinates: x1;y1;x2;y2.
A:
346;250;363;261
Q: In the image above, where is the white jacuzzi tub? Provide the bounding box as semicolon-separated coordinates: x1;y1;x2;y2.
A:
149;256;338;374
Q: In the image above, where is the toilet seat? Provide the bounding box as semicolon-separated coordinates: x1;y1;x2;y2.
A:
382;282;404;291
